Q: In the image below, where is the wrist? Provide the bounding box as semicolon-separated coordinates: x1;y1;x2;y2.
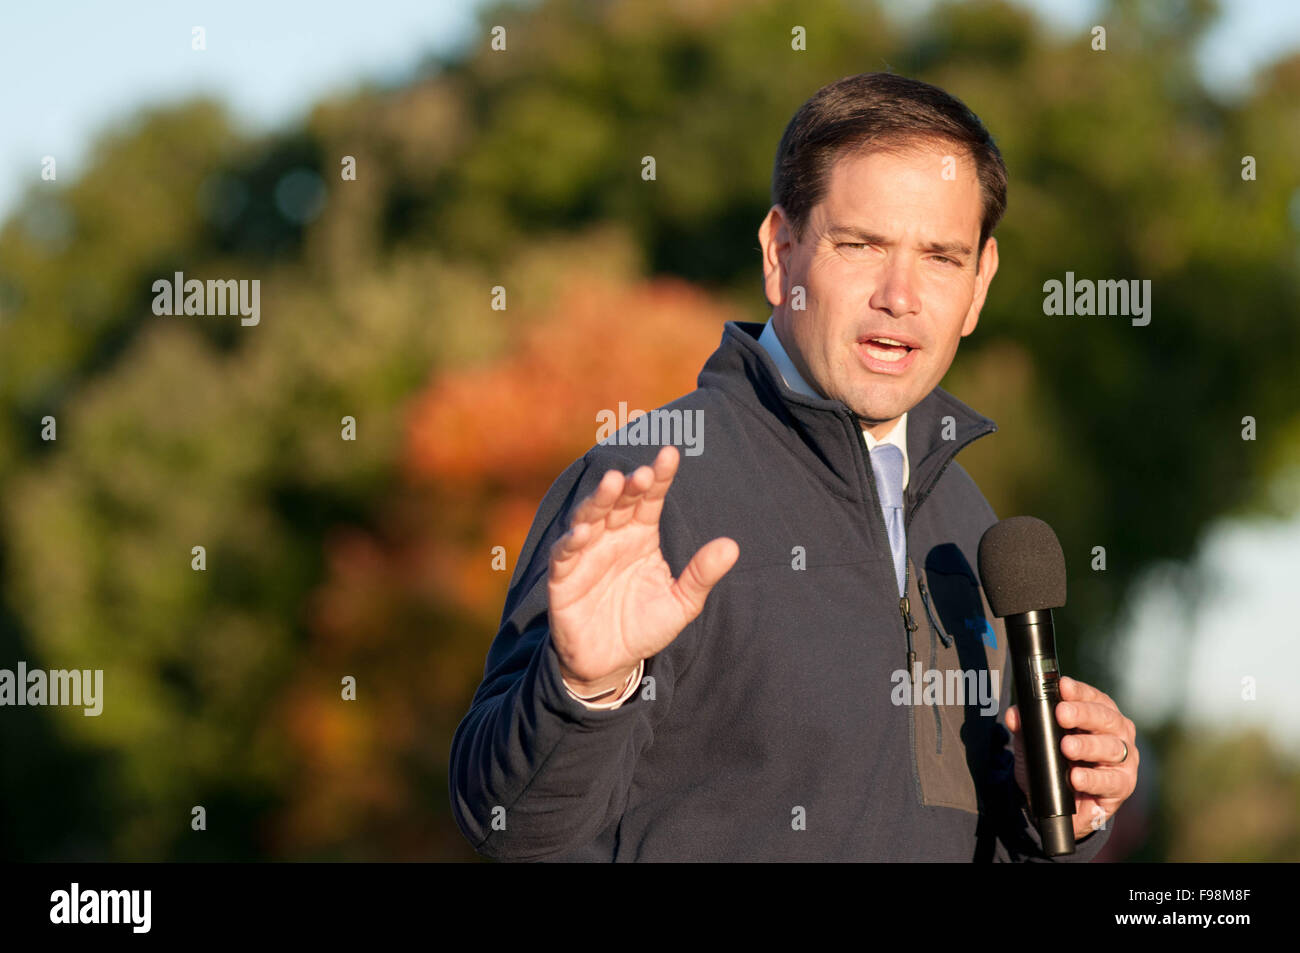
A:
560;662;639;699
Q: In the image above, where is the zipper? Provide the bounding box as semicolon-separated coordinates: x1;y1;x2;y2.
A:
905;425;996;525
852;408;925;670
928;594;942;755
917;578;952;649
852;414;927;804
903;560;942;756
899;562;919;669
850;410;994;787
909;436;987;757
898;563;923;807
906;429;992;758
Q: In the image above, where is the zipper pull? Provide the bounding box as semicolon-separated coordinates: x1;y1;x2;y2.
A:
900;593;919;670
917;579;953;648
899;594;919;632
900;560;918;667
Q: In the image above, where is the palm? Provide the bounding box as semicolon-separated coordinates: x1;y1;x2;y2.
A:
548;445;738;686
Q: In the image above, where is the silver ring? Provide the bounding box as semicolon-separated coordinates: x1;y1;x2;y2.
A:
1119;739;1129;764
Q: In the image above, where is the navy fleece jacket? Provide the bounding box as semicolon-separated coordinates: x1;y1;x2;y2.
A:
449;320;1113;862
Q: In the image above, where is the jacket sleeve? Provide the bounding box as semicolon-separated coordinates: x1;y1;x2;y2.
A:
447;448;697;861
987;657;1114;862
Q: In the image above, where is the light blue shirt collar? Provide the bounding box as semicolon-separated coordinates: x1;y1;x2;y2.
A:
757;319;910;490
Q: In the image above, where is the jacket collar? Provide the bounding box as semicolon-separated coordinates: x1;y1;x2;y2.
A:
697;321;997;513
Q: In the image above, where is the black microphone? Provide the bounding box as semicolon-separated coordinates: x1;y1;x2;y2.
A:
978;516;1076;857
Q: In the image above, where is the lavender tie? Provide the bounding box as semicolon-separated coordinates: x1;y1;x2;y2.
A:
869;443;907;597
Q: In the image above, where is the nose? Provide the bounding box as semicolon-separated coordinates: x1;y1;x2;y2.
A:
868;257;921;319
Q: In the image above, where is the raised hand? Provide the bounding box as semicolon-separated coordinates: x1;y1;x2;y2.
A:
548;445;739;696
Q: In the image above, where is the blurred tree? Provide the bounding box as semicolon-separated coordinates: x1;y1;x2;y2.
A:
276;271;730;859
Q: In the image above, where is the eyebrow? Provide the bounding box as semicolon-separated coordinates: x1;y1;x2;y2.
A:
826;225;973;260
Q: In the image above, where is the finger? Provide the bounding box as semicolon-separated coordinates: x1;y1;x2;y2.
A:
1069;765;1130;799
549;520;596;581
1072;802;1112;839
606;463;656;530
552;470;626;574
1059;676;1118;713
670;537;740;619
1061;732;1129;765
569;468;626;531
1005;705;1018;734
1056;699;1127;736
632;446;680;526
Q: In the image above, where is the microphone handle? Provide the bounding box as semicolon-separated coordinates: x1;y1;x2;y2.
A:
1005;609;1076;856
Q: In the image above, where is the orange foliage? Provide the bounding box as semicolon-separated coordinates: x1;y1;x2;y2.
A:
275;274;743;858
405;274;737;487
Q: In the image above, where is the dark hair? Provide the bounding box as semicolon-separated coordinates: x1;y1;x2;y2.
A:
772;72;1007;256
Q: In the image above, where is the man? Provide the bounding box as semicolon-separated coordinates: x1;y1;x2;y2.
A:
449;72;1138;861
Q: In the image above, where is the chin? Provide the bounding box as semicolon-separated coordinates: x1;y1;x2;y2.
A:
847;404;907;427
847;389;915;423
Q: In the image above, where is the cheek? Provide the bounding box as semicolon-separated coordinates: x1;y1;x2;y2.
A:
924;279;977;334
808;265;874;327
929;272;977;310
807;252;859;290
919;326;966;382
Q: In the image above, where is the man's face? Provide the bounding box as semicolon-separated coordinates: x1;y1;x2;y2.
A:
758;142;998;438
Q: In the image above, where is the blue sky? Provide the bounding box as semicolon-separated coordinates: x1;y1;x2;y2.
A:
2;0;1299;755
0;0;479;221
2;0;1298;222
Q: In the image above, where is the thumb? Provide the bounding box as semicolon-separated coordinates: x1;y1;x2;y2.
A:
1005;704;1019;734
671;537;740;619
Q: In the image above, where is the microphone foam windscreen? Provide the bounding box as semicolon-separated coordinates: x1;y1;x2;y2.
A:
978;516;1067;617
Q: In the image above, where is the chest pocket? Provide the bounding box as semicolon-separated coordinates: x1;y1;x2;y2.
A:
908;543;1009;816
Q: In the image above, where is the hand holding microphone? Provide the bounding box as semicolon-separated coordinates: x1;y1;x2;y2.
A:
979;517;1139;855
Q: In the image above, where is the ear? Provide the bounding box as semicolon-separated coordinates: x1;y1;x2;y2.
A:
758;206;792;310
961;236;999;337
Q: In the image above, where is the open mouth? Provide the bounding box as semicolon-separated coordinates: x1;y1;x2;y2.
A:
861;337;915;363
